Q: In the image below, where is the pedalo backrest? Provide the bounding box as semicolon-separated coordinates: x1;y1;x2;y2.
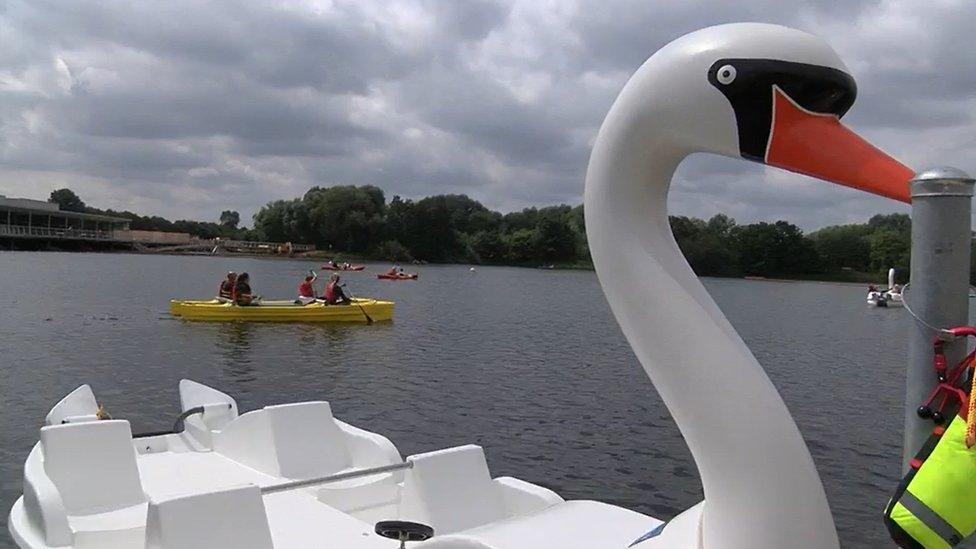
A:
145;484;273;549
214;401;353;479
39;419;145;515
400;444;506;534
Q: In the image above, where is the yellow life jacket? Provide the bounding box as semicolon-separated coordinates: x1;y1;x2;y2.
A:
885;415;976;548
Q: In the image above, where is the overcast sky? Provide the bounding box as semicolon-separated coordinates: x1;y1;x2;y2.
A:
1;0;973;230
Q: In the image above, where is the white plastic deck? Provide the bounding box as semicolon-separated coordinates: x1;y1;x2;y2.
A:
8;381;660;548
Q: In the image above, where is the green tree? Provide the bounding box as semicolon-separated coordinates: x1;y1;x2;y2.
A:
669;215;740;276
809;224;872;272
532;206;577;262
466;209;503;235
400;195;464;261
865;213;911;275
49;188;86;212
670;216;706;243
440;195;493;234
567;205;589;260
219;210;240;229
706;213;736;237
869;228;910;273
252;199;310;243
468;229;508;263
735;221;821;276
302;185;387;252
378;240;411;261
505;229;538;262
385;195;411;239
868;213;911;234
503;208;540;232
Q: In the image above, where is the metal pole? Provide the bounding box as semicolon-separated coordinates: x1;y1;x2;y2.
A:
261;461;412;495
904;167;974;471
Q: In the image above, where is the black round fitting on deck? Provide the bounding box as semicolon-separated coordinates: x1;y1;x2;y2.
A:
375;520;434;542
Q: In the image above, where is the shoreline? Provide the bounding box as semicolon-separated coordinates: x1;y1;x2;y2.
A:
2;247;888;285
733;276;873;287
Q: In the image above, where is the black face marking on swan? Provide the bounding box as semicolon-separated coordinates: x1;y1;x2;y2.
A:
707;59;856;162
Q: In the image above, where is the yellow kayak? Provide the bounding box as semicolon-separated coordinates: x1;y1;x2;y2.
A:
169;298;394;323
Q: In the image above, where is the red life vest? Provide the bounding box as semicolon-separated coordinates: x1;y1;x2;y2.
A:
324;281;336;302
298;280;315;298
218;279;235;299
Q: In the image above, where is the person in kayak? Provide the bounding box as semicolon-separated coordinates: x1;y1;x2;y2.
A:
218;272;237;302
324;274;350;305
298;271;317;304
386;266;398;276
235;272;256;306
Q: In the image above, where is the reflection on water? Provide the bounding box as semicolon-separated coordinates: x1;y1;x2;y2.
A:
216;323;256;383
0;252;945;548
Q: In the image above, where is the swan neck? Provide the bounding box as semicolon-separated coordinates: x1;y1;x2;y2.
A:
584;113;838;548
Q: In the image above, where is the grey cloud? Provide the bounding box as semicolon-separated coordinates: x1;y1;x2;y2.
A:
405;72;577;170
568;0;798;73
0;0;972;228
433;0;512;42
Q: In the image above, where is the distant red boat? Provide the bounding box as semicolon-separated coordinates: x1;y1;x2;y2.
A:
377;272;419;280
321;264;366;271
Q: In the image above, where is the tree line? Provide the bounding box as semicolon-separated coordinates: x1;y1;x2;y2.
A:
50;185;927;280
670;212;912;280
248;185;919;279
49;188;249;240
251;185;586;264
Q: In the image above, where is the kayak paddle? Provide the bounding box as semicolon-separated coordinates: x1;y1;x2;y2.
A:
342;285;373;325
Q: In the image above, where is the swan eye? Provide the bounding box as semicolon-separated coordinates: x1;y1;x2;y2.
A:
716;65;736;85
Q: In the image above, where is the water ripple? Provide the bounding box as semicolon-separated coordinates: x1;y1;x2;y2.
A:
0;253;929;548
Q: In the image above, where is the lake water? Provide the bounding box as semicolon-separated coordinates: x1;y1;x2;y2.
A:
0;252;927;547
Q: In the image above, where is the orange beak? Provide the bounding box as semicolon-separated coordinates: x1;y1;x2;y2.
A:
765;87;913;203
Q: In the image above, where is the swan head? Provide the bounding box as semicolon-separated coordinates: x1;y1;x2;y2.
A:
620;23;913;202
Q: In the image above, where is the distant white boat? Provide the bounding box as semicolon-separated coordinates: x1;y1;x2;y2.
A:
867;268;904;308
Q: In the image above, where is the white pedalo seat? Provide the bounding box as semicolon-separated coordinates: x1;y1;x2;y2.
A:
145;484;274;549
400;445;563;535
32;419;148;548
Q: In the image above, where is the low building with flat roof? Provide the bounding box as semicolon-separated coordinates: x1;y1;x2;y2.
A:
0;195;131;246
0;195;317;255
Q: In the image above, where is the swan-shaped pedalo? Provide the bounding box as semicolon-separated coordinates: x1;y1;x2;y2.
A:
582;22;913;549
